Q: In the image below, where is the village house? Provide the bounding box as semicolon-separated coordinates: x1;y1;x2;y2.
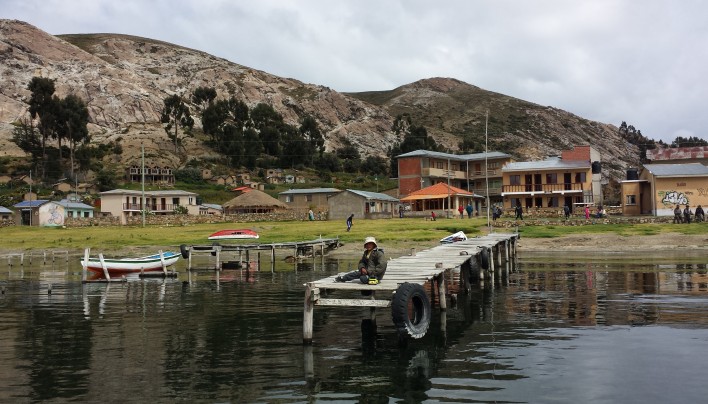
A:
328;189;400;220
126;165;175;185
500;145;602;212
100;189;199;224
278;188;340;213
396;149;514;206
621;163;708;216
0;206;13;221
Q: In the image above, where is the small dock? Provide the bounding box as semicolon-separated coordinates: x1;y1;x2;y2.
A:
302;232;519;343
182;237;340;270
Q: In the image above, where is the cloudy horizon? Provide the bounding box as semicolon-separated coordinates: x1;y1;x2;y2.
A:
3;0;707;144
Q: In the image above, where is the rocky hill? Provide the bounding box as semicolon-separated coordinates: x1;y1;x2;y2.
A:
0;19;640;181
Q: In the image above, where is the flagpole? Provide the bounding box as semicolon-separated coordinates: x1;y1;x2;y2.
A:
485;111;491;231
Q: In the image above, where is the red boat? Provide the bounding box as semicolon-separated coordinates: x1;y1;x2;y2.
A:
208;229;260;240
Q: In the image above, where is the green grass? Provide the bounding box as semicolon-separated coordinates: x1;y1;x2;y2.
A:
1;217;705;253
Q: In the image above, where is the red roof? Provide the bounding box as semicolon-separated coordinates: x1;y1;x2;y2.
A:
401;183;481;201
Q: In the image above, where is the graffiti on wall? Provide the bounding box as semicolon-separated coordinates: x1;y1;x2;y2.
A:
659;190;688;207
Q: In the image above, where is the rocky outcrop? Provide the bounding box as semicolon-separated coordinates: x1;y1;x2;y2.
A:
1;19;640;180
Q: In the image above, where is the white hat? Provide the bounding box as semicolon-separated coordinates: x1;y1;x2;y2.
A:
364;236;377;247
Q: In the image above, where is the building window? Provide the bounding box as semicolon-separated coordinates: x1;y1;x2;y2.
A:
547;197;559;207
510;175;521;185
546;173;557;184
535;197;543;207
173;197;180;205
436;162;444;169
84;212;90;218
285;195;292;203
575;172;586;183
306;195;313;202
68;211;73;218
626;195;637;205
451;163;458;171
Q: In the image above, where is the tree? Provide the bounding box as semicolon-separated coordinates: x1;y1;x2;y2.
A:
191;86;217;111
161;94;194;152
59;94;90;178
671;136;708;148
27;77;57;178
300;115;324;159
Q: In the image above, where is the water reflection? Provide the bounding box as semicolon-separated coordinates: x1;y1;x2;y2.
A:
0;252;707;402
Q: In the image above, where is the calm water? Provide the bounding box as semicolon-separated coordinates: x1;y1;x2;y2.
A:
1;251;707;403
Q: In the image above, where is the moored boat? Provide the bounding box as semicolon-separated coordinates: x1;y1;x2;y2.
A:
208;229;259;240
81;251;181;275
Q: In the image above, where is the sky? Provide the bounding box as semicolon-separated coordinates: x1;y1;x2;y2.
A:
3;0;707;144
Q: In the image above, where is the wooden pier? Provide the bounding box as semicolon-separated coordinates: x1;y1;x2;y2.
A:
181;237;340;270
302;232;520;343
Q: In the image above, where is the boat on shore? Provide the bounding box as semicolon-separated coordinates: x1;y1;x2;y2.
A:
208;229;259;240
81;251;181;275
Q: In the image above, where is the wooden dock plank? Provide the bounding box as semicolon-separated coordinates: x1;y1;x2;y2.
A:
302;232;520;343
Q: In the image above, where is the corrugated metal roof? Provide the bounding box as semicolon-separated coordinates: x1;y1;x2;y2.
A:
0;206;13;214
100;189;197;196
503;158;590;171
13;200;49;208
54;199;95;210
345;189;399;202
644;163;708;176
278;188;340;195
200;203;223;210
396;149;512;161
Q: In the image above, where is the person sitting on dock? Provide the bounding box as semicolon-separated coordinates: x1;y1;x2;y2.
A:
335;236;387;284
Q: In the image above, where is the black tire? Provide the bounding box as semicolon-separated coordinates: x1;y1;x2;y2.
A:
179;244;189;259
391;283;431;339
480;247;490;270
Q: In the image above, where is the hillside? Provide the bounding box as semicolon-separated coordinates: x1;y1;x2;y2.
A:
0;19;640;182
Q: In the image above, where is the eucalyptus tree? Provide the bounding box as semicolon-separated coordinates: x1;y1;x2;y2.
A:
161;94;194;152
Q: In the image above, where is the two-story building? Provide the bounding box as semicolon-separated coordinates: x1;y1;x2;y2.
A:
100;189;199;224
396;150;513;205
126;165;175;185
500;146;602;211
278;188;340;213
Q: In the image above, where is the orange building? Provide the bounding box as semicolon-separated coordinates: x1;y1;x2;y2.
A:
500;146;602;210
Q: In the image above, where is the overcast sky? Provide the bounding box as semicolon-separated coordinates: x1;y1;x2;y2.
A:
3;0;707;144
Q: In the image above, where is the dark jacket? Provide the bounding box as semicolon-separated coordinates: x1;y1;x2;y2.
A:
359;248;387;279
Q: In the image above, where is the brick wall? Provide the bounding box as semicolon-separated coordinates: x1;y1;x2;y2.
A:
561;145;591;162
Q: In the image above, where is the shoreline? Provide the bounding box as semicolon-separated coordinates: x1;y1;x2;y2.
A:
328;232;708;259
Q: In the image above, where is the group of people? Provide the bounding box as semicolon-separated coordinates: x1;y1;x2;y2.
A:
674;204;704;224
456;203;475;218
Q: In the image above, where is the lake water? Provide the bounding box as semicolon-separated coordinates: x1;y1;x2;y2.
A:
1;250;707;403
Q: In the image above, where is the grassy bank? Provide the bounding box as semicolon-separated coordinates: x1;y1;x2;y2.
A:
0;217;705;253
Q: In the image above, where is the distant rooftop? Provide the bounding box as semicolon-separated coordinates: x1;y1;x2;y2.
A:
345;189;399;202
643;163;708;177
647;146;708;161
396;149;512;161
278;188;340;195
503;157;590;172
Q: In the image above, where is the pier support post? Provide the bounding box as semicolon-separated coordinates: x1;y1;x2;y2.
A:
437;272;447;310
303;283;314;344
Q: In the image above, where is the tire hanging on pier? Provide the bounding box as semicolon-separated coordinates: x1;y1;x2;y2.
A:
391;282;431;339
479;247;490;270
180;244;189;259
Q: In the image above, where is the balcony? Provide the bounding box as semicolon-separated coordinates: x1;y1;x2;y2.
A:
468;169;502;180
501;183;584;195
123;203;179;212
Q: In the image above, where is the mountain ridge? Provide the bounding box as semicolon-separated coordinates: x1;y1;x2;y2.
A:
0;19;639;182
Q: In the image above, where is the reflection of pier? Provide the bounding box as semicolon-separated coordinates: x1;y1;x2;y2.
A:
302;233;520;344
